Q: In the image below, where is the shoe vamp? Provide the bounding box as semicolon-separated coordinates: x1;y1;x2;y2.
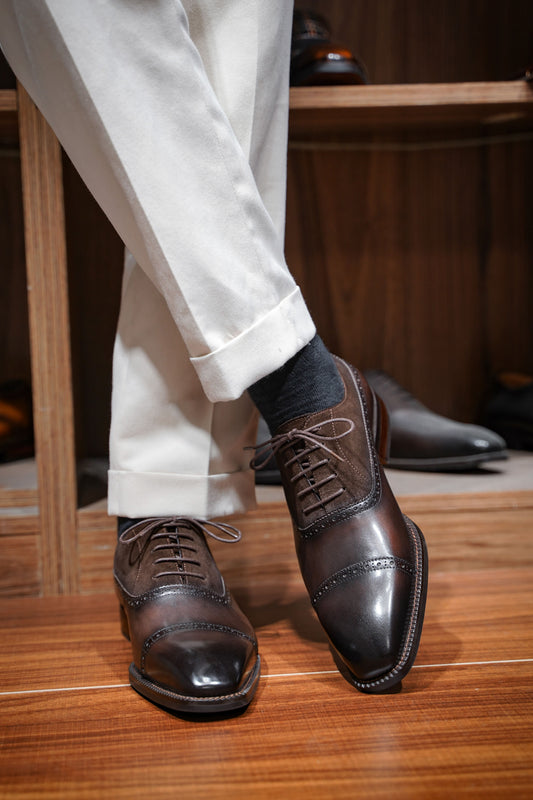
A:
123;587;253;666
283;437;375;529
295;500;414;600
389;409;499;458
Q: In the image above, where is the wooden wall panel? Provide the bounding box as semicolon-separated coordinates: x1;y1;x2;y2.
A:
298;0;533;84
286;133;533;421
485;139;533;373
0;154;30;384
62;156;123;461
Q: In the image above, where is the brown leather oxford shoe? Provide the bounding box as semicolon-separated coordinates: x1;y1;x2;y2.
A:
114;517;260;714
290;9;369;86
253;358;427;693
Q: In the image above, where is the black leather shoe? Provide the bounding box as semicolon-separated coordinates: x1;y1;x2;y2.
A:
114;517;260;714
365;370;507;471
252;358;427;693
291;9;369;87
482;372;533;450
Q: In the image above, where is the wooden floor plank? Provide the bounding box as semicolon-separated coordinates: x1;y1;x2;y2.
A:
0;567;531;693
77;493;533;594
1;662;531;800
1;496;532;798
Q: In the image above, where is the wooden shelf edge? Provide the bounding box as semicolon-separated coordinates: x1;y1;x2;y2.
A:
0;488;39;509
289;80;533;137
290;81;533;110
75;488;533;529
398;488;533;514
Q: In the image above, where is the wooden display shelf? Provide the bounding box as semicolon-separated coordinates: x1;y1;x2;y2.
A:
1;78;532;595
289;81;533;139
4;83;533;145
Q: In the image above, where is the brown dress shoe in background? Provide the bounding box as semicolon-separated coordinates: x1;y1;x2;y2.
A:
291;9;369;87
253;358;427;694
114;517;260;715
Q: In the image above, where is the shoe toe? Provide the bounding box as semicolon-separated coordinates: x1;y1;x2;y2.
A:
461;424;506;454
317;569;412;683
143;628;257;699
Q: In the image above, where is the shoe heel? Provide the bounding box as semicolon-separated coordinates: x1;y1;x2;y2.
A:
373;391;391;463
119;602;131;641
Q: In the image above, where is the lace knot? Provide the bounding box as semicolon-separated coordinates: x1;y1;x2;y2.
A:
118;517;241;582
248;417;354;471
248;417;355;517
118;517;241;545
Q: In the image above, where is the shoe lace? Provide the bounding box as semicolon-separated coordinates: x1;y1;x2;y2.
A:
249;417;354;516
118;517;241;581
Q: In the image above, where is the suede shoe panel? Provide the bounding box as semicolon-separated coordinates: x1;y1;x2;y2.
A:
271;372;379;532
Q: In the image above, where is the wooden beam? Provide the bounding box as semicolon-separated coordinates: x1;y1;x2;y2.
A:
17;83;79;594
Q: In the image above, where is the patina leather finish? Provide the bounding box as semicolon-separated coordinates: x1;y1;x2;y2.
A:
263;358;428;693
114;517;260;714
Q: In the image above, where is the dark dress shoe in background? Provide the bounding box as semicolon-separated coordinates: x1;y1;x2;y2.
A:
365;370;507;471
114;517;260;715
482;372;533;450
253;358;428;694
0;379;34;462
291;9;369;87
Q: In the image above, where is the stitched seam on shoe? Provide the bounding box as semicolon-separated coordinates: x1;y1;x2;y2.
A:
348;518;426;690
141;623;257;669
298;368;382;539
311;557;414;606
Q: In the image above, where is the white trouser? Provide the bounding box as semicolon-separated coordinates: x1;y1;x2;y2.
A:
0;0;315;517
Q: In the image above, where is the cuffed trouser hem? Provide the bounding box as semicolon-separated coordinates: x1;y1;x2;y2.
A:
192;287;316;403
108;468;257;520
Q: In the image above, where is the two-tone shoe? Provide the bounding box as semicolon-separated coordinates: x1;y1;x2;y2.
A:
114;517;260;714
253;358;428;693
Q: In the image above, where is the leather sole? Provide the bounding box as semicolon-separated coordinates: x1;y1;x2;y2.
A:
386;449;508;472
291;60;368;86
128;656;261;715
332;517;428;694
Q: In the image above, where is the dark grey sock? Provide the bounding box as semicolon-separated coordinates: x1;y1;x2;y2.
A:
248;334;344;434
117;516;143;539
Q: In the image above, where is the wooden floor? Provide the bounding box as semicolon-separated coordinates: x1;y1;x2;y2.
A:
1;491;532;799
